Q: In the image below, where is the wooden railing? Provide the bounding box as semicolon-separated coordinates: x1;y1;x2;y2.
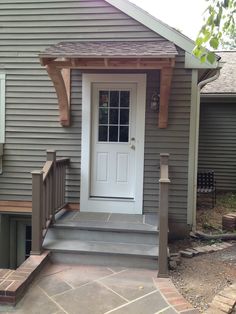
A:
158;153;170;277
31;150;69;255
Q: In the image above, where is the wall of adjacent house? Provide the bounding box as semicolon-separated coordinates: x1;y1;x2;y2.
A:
0;0;192;232
198;101;236;191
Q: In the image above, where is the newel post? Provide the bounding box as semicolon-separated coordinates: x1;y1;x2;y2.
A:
31;170;43;255
46;150;56;222
158;153;170;277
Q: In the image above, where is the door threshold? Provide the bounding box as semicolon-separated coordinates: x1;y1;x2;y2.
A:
89;197;135;202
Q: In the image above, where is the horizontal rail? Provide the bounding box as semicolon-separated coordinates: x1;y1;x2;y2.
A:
42;160;53;181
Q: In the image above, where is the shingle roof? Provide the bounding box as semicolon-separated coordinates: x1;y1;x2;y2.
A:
202;51;236;94
39;40;178;58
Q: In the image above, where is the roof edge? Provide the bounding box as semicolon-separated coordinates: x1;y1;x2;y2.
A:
106;0;218;69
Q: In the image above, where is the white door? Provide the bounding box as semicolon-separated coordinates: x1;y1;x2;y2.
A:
80;74;146;214
91;83;136;199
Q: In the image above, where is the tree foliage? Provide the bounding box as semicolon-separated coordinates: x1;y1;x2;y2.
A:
194;0;236;63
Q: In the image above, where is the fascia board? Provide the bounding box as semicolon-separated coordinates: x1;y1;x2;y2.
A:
185;52;218;69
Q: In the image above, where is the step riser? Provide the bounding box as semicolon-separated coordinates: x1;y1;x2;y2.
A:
47;228;158;245
50;252;158;270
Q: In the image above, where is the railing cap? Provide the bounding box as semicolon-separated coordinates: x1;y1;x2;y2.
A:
159;178;171;183
46;149;56;153
31;170;44;175
160;153;170;157
46;150;56;161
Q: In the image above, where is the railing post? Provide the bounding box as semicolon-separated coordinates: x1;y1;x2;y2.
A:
46;150;56;222
31;170;43;255
158;153;170;277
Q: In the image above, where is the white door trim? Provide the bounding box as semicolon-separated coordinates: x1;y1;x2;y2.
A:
80;74;146;214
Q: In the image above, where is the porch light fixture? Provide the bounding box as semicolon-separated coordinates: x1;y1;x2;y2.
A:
150;91;160;112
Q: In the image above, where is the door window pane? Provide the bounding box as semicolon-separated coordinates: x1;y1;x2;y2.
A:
109;109;118;125
120;91;130;107
110;91;119;107
98;89;130;143
99;108;108;124
109;126;118;142
119;126;129;142
99;91;109;107
120;109;129;125
99;126;108;141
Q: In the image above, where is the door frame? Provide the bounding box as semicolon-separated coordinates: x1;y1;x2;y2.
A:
80;74;146;214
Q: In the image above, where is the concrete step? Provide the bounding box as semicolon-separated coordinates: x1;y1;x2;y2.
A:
47;222;159;245
43;238;159;269
43;210;160;269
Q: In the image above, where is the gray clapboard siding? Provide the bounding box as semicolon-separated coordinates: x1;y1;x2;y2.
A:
198;102;236;191
0;0;163;203
143;51;191;221
0;0;192;226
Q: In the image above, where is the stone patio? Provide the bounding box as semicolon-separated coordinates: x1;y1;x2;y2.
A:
0;262;198;314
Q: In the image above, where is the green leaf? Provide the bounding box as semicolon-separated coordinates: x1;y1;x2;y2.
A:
207;52;216;64
209;37;219;49
200;54;207;63
193;46;203;58
223;0;230;8
195;37;204;45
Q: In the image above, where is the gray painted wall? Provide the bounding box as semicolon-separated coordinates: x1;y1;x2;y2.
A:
0;0;192;228
198;102;236;191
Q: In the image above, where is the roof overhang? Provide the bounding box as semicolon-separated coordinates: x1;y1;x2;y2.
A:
39;40;178;69
39;40;177;127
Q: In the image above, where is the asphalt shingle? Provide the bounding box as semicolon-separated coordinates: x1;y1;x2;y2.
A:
39;40;178;58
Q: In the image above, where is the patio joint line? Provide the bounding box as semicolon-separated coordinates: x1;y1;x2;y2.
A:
155;305;172;313
94;269;128;282
37;285;69;314
51;268;127;298
97;280;130;302
103;289;159;314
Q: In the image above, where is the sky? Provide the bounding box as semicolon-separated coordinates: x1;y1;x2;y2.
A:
130;0;207;40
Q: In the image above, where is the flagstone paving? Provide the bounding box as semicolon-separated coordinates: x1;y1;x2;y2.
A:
0;263;198;314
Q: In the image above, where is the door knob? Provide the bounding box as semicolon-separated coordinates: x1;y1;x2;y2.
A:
129;137;135;150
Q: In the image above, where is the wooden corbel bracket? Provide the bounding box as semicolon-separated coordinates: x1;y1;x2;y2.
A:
46;65;71;127
159;66;174;129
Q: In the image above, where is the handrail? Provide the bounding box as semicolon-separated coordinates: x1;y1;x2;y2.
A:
31;150;70;255
42;160;53;181
158;153;170;278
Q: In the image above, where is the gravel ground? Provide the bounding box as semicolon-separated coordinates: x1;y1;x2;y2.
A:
169;242;236;312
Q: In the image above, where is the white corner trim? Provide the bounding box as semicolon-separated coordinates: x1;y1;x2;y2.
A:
0;144;2;174
0;73;6;144
187;70;199;228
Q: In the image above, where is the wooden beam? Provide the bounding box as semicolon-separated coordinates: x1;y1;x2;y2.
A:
62;68;71;116
40;57;56;66
159;67;173;128
41;57;175;70
46;65;70;126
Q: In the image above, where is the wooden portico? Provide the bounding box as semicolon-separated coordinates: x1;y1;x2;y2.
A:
39;40;177;128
